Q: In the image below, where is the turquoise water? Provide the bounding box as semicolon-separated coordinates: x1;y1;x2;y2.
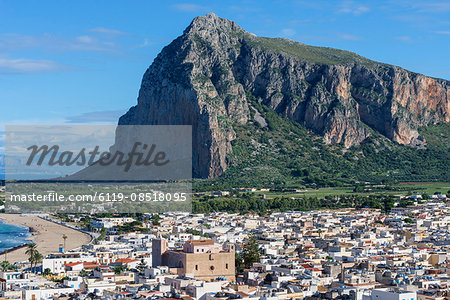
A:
0;220;31;253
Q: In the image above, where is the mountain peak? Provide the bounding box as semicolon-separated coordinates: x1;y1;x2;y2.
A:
204;12;219;19
185;12;246;36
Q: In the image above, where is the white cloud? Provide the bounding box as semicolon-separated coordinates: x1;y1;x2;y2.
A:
338;1;370;15
435;30;450;35
89;27;126;35
65;109;127;124
0;57;67;74
281;28;296;37
396;35;412;42
410;1;450;13
76;35;95;44
0;33;120;53
134;38;151;49
172;3;208;12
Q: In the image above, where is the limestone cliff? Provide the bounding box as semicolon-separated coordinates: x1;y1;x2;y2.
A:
119;13;449;178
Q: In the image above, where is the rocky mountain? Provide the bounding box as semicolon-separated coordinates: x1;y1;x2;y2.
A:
119;13;449;179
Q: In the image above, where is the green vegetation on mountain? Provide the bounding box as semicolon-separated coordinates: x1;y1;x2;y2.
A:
194;98;449;190
246;36;378;66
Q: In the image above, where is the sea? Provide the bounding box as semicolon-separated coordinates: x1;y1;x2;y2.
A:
0;220;31;253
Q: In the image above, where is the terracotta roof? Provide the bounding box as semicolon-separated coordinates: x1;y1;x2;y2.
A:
141;292;162;296
83;262;99;269
65;262;83;267
188;239;214;245
116;258;138;263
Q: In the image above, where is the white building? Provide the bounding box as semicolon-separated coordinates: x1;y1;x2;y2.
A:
90;217;135;229
42;252;97;274
363;288;416;300
22;287;75;300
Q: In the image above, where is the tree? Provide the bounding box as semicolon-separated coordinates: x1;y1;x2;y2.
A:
0;261;10;271
242;235;261;269
62;234;68;251
25;243;37;273
137;259;147;274
404;218;415;224
151;214;161;226
33;252;43;274
353;185;365;193
79;269;89;277
43;268;52;276
114;266;124;275
382;197;394;213
235;253;244;273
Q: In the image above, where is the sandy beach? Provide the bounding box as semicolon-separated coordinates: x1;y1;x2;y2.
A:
0;214;91;263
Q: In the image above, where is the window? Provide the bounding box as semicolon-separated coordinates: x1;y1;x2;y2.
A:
226;263;229;269
210;266;215;271
195;265;198;271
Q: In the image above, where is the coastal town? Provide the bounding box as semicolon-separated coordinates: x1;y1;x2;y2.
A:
0;192;449;300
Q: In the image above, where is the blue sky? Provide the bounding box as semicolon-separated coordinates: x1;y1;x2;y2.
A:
0;0;449;129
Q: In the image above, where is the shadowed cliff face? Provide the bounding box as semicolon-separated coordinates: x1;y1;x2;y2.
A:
119;13;450;178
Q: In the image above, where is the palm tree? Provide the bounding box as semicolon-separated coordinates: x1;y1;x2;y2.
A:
62;234;68;251
0;261;10;271
25;243;37;273
33;252;43;274
114;266;124;275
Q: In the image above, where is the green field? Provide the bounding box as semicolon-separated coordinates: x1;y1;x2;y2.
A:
194;182;450;201
394;182;450;195
192;182;449;214
253;182;450;199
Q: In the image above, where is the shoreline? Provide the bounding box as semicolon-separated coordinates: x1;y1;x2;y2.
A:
0;220;37;256
0;243;29;256
0;214;91;263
